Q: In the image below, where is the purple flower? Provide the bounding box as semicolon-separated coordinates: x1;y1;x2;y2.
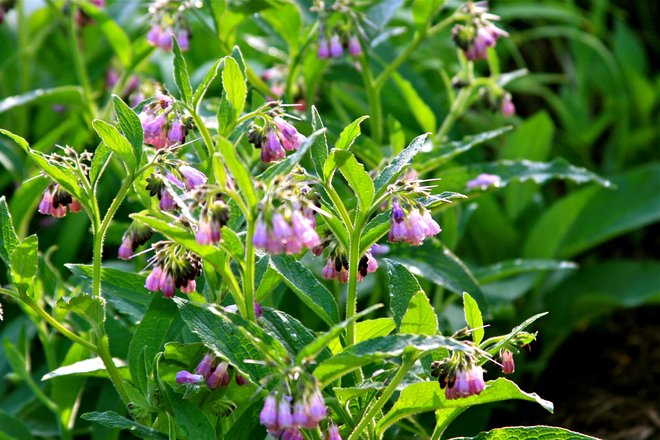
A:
282;428;304;440
159;272;176;298
145;266;163;292
370;243;389;256
422;210;442;236
118;237;133;260
307;392;326;423
274;116;306;151
466;173;501;190
147;25;161;46
179;165;207;189
445;366;485;400
175;371;204;384
176;29;190;51
292;211;320;248
348;36;361;56
391;200;405;223
325;424;342;440
253;220;269;248
159;189;176;211
272;213;292;243
389;204;440;246
501;94;515;117
158;28;173;51
318;38;330;59
329;34;344;58
261;130;286;162
501;350;515;374
292;400;309;427
141;113;166;140
260;395;278;428
277;398;293;429
195;353;216;378
366;252;378;273
167;120;186;145
180;279;196;294
207;361;230;390
322;259;337;280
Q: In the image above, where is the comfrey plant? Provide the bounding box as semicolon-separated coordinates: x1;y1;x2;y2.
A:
0;1;608;439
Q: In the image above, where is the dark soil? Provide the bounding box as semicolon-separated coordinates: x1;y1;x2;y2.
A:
491;306;660;440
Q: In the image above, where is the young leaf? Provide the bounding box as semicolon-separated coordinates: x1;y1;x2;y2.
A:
373;132;429;197
172;37;193;104
81;412;167;440
112;95;143;166
216;139;257;207
42;357;128;381
463;292;484;344
90;142;111;186
376;378;553;435
330;150;374;213
92;119;136;173
10;235;38;296
310;106;329;178
128;294;178;394
218;56;247;135
313;334;470;386
400;291;438;336
192;58;223;109
0;196;20;270
335;115;369;151
383;259;424;328
270;255;339;325
451;426;598;440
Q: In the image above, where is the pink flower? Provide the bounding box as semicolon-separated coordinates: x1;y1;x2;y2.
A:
466;173;501;190
329;34;344;58
175;371;204;384
348;36;361;56
318;38;330;59
501;350;515;374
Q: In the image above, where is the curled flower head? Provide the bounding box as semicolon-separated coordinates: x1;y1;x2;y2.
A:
38;184;81;218
144;242;202;298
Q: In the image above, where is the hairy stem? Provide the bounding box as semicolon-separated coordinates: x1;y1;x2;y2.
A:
348;354;416;440
243;217;256;321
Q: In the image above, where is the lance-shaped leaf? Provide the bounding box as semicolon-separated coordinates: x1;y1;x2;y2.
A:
172;37;193;104
42;357;128;381
313;334;470;386
311;106;329;177
193;58;223;109
484;312;547;355
112;95;143;166
81;412;167;440
0;196;19;270
463;292;484;344
400;291;438;336
216;138;257;207
452;426;598;440
93;119;136;173
376;378;553;435
473;259;577;284
374;133;429;197
260;308;330;361
323;116;369;180
383;259;424;329
270;255;339;325
0;86;84;113
325;150;374;213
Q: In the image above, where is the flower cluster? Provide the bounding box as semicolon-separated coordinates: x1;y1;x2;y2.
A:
466;173;501;191
38;184;82;218
451;2;508;61
248;116;306;163
144;241;202;297
195;197;229;245
146;165;207;211
431;356;486;400
260;391;327;437
321;250;378;283
388;200;441;246
146;0;198;51
138;92;190;149
317;34;361;59
176;353;247;389
118;221;154;260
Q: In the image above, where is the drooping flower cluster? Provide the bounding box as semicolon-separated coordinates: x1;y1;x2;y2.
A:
321;249;378;283
253;174;320;255
146;165;207;211
146;0;198;51
451;2;508;61
38;184;82;218
248;115;306;163
138;92;191;149
175;353;247;389
118;221;154;260
317;34;362;59
195;197;229;245
260;391;327;437
431;355;486;400
144;241;202;297
388;200;442;246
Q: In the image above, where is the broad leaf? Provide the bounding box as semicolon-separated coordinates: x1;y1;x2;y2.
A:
0;411;33;440
374;133;429;197
384;259;424;329
167;388;215;439
463;292;484;344
450;426;597;440
216;138;257;207
81;412;166;439
400;291;437;336
10;235;38;296
310;106;329;178
392;72;435;132
327;318;396;354
270;255;339;325
193;58;222;109
473;259;577;284
92;119;136;173
260;308;329;361
218;56;247;135
42;357;128;381
335;115;369;151
329;150;374;213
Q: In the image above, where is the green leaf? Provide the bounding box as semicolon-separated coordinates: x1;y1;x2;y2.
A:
172;37;193;104
388;115;405;154
0;129;85;202
90;142;111;185
270;255;339;325
166;388;215;439
0;196;19;270
128;294;178;393
0;411;33;440
463;292;484;344
216;138;257;207
310;106;329;178
112;95;143;166
92;119;136;173
10;235;38;296
81;412;167;440
486;313;548;356
76;2;132;66
42;357;128;381
173;298;269;382
400;291;438;336
392;72;436;132
0;86;84;113
450;426;598;440
261;2;302;53
224;399;264;440
192;58;222;109
260;308;330;361
473;259;577;284
383;259;424;328
67;265;150;323
328;318;396;354
330;150;374;213
417;127;512;174
392;241;487;313
374;133;429;197
258;128;325;183
335;115;369;151
57;292;105;329
412;0;442;29
376;378;553;435
314;334;470;386
218;56;247;135
296;304;382;364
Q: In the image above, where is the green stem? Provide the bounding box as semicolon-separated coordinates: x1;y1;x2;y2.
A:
95;332;130;406
191;111;215;158
348;354;416;440
345;225;362;347
243;217;256;321
67;7;97;122
323;183;353;232
435;86;471;143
